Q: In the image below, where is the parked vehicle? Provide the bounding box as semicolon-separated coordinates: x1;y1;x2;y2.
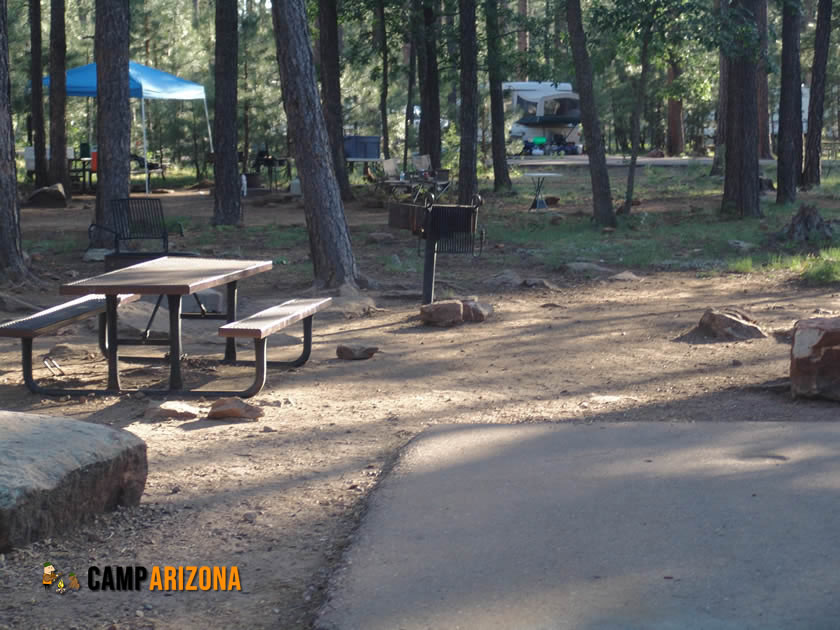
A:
504;81;582;154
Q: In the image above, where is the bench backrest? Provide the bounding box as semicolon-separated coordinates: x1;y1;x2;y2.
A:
111;198;169;253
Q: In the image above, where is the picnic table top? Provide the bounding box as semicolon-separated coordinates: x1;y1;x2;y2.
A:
60;256;273;297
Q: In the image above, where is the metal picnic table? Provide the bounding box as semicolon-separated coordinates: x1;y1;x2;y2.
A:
60;256;273;393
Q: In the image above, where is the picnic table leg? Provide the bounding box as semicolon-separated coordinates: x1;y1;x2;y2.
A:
167;294;183;390
105;295;121;391
224;281;238;362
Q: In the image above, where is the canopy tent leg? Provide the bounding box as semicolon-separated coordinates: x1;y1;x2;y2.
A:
141;98;150;195
203;96;214;154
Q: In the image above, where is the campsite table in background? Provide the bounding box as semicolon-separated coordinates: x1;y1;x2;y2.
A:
526;172;562;211
346;157;383;180
68;157;93;194
60;256;273;393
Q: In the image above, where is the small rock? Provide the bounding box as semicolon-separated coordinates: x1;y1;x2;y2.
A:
564;262;613;273
732;359;743;366
549;214;565;225
243;512;258;523
646;149;665;158
602;226;616;234
65;269;79;278
135;610;144;618
544;196;560;206
462;300;493;322
419;300;464;327
484;269;523;289
144;603;153;611
133;391;146;400
336;344;379;360
31;253;44;262
170;485;181;494
82;248;112;263
261;426;277;433
388;253;402;267
144;400;200;421
697;307;767;340
609;271;643;282
366;232;396;244
522;277;559;291
728;239;756;252
207;397;264;420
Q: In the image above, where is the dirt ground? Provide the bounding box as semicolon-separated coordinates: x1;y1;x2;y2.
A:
1;179;839;630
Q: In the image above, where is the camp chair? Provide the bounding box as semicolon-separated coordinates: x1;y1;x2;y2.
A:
374;158;414;198
410;154;450;200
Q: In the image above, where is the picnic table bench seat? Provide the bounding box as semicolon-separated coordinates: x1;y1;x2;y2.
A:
218;297;332;397
0;294;139;395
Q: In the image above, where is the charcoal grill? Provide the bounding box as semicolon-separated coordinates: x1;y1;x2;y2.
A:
387;194;484;304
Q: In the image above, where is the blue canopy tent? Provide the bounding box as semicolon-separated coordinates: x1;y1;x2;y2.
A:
44;61;214;193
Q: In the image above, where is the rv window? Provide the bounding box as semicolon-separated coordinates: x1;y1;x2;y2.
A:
544;97;579;117
516;96;538;116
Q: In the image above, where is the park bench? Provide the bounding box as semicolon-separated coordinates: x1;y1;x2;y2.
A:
218;297;332;397
0;293;139;395
89;198;182;258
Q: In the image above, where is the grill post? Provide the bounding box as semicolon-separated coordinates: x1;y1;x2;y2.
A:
422;235;438;305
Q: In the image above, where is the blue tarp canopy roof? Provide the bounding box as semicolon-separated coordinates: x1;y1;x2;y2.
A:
43;61;205;100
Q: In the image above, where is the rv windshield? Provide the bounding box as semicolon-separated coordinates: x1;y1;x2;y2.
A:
515;96;538;116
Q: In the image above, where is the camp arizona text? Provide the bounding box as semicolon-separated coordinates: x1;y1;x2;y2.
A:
87;566;242;591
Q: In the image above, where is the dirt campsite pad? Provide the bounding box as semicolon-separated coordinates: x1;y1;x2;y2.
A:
1;175;839;629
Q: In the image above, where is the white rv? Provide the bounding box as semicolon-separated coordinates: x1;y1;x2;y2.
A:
504;81;582;154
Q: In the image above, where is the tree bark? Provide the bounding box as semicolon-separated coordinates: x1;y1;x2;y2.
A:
756;0;773;159
375;0;390;161
776;0;802;204
457;0;478;204
272;0;359;288
213;0;241;225
710;0;727;176
566;0;615;227
722;0;761;218
319;0;353;200
622;26;651;216
48;0;69;197
666;58;684;156
485;0;511;192
0;0;27;280
417;0;441;169
801;0;832;187
29;0;47;187
403;35;416;173
517;0;528;78
94;0;130;244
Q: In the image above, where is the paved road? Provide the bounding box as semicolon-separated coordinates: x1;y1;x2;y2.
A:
507;155;779;169
318;422;840;630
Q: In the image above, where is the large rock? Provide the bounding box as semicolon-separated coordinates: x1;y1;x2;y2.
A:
144;401;201;421
484;269;523;289
697;307;767;341
791;317;840;401
25;183;67;208
420;300;464;327
336;345;379;360
0;411;147;552
207;397;264;420
462;300;494;322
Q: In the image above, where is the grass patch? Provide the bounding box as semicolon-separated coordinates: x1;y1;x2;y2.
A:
728;257;754;273
23;237;85;254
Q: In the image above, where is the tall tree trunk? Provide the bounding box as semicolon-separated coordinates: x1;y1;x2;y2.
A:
94;0;130;243
29;0;47;187
457;0;478;204
722;0;761;217
375;0;391;161
403;36;416;173
271;0;359;288
418;0;441;169
622;27;651;215
319;0;353;200
776;0;802;205
49;0;69;197
213;0;241;225
485;0;510;192
710;0;727;176
0;0;27;280
566;0;615;227
801;0;832;187
756;0;773;159
666;58;684;156
517;0;528;78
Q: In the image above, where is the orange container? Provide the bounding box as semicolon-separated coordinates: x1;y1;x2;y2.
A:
91;150;98;172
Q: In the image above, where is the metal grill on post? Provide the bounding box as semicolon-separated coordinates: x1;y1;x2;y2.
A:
388;194;484;304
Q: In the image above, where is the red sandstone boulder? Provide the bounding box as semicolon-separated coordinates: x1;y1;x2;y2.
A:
791;317;840;401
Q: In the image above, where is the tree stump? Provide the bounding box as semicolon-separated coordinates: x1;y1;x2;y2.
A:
778;204;834;243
